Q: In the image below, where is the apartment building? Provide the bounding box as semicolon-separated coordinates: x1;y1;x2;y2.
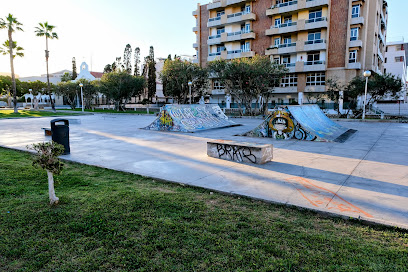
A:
193;0;388;105
384;40;407;101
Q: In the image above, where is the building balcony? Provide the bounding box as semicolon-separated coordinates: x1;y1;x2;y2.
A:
303;39;327;51
223;31;256;43
193;42;198;48
212;89;226;95
304;17;328;30
349;39;362;48
207;51;225;62
296;60;326;72
207;0;254;10
266;0;329;16
350;16;364;25
378;48;384;62
265;21;298;36
192;10;198;17
265;43;297;55
207;12;256;28
304;85;326;93
207;34;222;45
274;87;298;94
283;63;296;73
347;62;361;70
378;31;386;44
193;26;199;32
226;50;255;59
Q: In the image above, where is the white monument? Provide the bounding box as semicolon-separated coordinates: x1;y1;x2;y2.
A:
75;62;96;81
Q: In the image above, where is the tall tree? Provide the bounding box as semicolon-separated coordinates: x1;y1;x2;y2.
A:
134;47;140;76
35;22;58;112
208;56;287;115
0;14;24;113
60;72;72;82
99;72;145;111
147;46;156;102
103;64;112;73
160;58;208;104
72;57;77;80
123;44;132;75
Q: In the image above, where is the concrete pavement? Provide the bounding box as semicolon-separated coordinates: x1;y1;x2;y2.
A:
1;114;407;229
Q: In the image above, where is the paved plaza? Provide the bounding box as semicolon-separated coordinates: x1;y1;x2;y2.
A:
1;114;408;229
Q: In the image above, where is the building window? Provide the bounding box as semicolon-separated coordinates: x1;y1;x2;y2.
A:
283;36;291;45
306;52;320;65
273;57;280;64
283;15;292;24
241;41;250;52
274;18;281;27
399;44;405;51
306;72;326;86
282;55;291;64
280;73;298;87
216;10;225;17
352;5;360;18
308;10;323;22
307;31;322;44
274;38;281;47
395;56;405;62
350;27;359;41
216;45;225;52
241;23;251;33
213;80;224;90
243;5;251;14
349;50;357;63
217;28;225;34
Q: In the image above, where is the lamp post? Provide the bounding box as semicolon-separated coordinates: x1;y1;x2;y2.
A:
29;89;33;108
362;70;371;120
79;83;84;112
188;81;193;104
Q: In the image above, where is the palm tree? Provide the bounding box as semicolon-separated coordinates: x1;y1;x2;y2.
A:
35;22;58;112
0;14;23;113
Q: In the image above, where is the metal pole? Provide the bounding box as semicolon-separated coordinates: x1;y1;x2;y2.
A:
362;76;368;120
189;85;192;104
81;86;84;112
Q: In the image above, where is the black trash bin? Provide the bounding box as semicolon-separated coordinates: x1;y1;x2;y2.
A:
51;119;70;155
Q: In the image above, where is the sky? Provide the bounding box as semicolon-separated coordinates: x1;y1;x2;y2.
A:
0;0;406;77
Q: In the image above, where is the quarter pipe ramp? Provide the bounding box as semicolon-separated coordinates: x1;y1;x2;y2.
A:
243;105;356;142
143;104;239;132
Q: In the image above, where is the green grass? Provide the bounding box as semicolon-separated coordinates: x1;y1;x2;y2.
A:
0;147;407;271
0;110;83;119
59;108;156;114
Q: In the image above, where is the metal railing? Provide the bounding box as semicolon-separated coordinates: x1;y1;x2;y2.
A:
306;17;327;23
304;60;325;65
278;42;296;48
305;39;325;44
273;21;297;28
209;34;221;39
209;52;222;57
227;50;242;54
271;0;298;9
208;16;221;22
227;10;251;18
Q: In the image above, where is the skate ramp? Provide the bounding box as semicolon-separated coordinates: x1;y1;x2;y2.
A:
143;104;239;132
243;105;356;142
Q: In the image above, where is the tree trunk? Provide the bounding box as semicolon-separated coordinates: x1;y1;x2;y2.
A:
47;170;59;205
8;30;18;114
45;37;56;113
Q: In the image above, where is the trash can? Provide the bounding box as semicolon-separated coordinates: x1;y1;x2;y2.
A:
51;119;70;155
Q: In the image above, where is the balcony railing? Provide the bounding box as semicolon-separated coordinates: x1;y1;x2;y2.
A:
209;34;222;39
208;16;221;22
227;11;250;18
209;52;222;57
284;63;296;67
305;60;325;65
228;50;242;54
306;17;326;23
305;39;325;45
271;0;297;9
273;21;297;28
278;42;296;48
227;30;252;36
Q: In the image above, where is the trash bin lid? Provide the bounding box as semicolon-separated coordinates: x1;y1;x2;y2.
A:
51;118;69;128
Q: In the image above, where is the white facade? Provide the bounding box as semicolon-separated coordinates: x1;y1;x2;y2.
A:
384;41;408;101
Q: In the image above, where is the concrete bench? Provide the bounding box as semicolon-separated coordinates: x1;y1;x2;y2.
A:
207;140;273;164
42;128;52;136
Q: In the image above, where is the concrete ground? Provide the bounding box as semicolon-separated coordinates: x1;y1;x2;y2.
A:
1;114;407;229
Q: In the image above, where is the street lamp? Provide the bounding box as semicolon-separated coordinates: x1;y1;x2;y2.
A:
79;83;84;112
188;81;193;104
29;89;33;109
362;70;371;120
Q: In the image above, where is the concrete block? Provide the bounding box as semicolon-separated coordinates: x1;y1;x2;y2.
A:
207;140;273;164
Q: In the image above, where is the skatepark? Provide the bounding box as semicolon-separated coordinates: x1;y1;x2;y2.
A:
1;107;407;229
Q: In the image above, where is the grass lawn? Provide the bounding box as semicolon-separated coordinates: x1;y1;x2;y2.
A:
0;147;407;271
59;108;156;114
0;110;83;119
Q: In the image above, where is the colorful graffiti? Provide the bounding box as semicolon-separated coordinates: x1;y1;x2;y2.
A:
243;105;355;142
144;104;239;132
